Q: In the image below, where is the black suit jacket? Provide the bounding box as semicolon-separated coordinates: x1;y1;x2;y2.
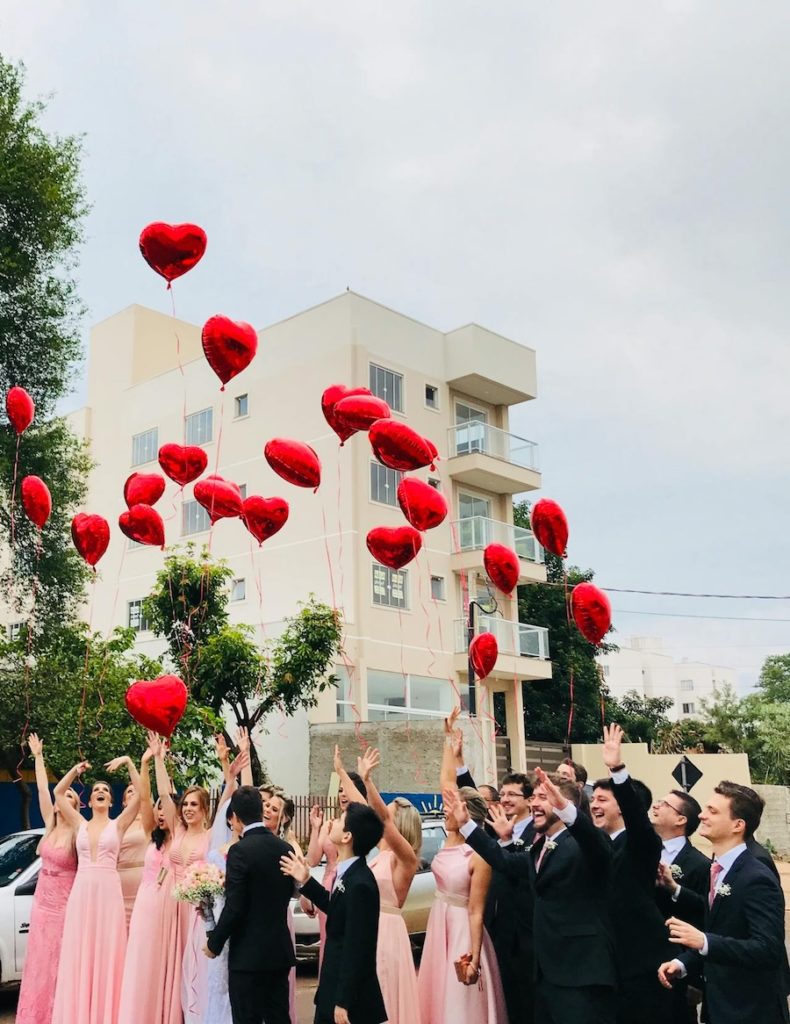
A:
748;837;781;880
655;839;710;929
610;776;673;979
678;850;789;1024
301;858;387;1024
466;808;617;989
206;826;296;972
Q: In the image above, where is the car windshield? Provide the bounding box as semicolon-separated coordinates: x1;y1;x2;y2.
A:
420;825;445;870
0;833;40;887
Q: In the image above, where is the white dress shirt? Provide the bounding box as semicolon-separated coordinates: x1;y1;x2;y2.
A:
661;835;687;865
333;856;360;887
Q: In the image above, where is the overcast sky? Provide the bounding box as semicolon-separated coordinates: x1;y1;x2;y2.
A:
4;1;790;692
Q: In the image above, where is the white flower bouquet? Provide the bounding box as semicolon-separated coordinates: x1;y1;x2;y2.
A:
173;860;225;928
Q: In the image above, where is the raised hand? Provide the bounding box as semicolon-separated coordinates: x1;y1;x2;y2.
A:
450;727;464;763
280;848;310;885
215;733;230;764
357;746;380;781
442;787;470;828
73;760;91;777
333;744;344;776
28;733;43;758
104;756;130;773
236;726;250;755
309;804;324;831
487;802;515;841
145;730;162;759
444;706;461;735
658;960;683;989
534;767;568;811
602;723;625;770
229;749;250;778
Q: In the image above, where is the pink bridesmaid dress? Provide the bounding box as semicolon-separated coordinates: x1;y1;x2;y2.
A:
51;820;127;1024
160;827;210;1024
417;843;507;1024
16;836;77;1024
370;849;421;1024
117;820;148;929
117;840;168;1024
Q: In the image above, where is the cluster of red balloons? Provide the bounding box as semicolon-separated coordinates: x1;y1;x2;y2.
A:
5;387;53;532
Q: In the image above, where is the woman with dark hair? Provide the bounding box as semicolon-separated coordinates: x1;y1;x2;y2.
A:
16;734;80;1024
51;758;141;1024
117;732;174;1024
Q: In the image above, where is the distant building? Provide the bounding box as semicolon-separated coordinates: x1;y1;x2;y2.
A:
597;636;737;721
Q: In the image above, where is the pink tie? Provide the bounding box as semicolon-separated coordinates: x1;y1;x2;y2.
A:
535;839;549;873
708;862;723;907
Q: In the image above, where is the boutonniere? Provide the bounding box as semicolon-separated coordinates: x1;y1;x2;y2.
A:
512;837;525;848
716;884;731;898
334;879;345;895
670;864;683;880
544;839;558;853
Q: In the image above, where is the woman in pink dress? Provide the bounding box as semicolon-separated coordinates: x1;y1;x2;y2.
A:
109;762;149;929
155;746;211;1024
263;791;300;1024
118;732;173;1024
51;760;142;1024
417;717;507;1024
339;745;423;1024
16;734;79;1024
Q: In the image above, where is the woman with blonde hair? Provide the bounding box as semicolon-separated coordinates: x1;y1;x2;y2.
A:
335;744;424;1024
16;734;80;1024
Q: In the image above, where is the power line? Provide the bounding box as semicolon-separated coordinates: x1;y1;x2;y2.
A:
541;581;790;600
612;608;790;623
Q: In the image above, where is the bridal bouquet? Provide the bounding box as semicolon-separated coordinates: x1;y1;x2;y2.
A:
173;861;225;928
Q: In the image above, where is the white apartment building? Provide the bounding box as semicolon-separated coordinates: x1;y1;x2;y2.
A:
61;292;552;792
597;636;737;721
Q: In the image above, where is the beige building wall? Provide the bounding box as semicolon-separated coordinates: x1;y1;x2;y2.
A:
63;292;550;793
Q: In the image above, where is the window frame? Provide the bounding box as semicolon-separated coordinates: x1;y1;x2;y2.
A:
182;498;211;537
127;599;151;633
369;363;404;414
230;578;247;603
185;407;214;446
131;427;159;467
424;383;440;411
372;563;409;610
369;460;403;507
233;393;249;419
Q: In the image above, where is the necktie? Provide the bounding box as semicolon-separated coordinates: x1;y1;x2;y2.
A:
708;861;723;907
535;838;549;873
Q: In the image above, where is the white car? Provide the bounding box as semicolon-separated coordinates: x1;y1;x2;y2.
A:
0;829;45;983
292;815;447;957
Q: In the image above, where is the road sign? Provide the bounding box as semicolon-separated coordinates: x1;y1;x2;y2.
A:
671;756;703;793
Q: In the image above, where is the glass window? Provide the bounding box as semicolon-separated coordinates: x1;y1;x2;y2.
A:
372;564;408;609
430;575;446;602
369;364;404;413
182;499;211;536
680;679;694;691
231;579;246;602
0;833;41;887
370;461;402;506
238;484;247;500
602;664;610;677
682;703;696;715
459;493;491;520
419;826;446;870
131;427;158;467
127;600;150;632
8;622;22;642
234;394;249;418
425;384;439;410
409;675;453;714
454;403;487;456
185;408;213;446
368;669;406;708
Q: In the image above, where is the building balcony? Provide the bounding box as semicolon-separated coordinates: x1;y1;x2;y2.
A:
453;614;552;681
446;421;541;494
450;517;547;585
444;324;538;406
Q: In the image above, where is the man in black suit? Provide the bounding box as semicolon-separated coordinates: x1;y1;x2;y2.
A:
592;725;673;1024
205;786;296;1024
659;781;789;1024
446;766;617;1024
281;802;386;1024
652;788;710;1023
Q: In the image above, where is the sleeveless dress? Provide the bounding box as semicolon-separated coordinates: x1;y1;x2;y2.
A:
16;835;77;1024
51;820;128;1024
417;843;507;1024
117;820;148;929
160;826;210;1024
117;840;168;1024
370;849;422;1024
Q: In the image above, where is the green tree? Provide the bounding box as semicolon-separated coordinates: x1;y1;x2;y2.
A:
607;690;674;747
145;548;343;783
0;623;220;827
514;501;615;743
0;57;93;624
755;653;790;703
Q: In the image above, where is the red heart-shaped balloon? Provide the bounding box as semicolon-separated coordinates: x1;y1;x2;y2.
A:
470;632;498;680
370;420;435;472
366;525;422;570
158;444;208;487
138;222;207;284
125;675;188;737
334;395;391;435
264;439;321;490
484;543;520;596
119;504;165;548
71;513;110;567
193;476;243;524
201;315;258;390
571;582;611;646
397;478;448;531
6;387;35;435
124;472;166;509
242;495;289;546
21;476;51;529
321;385;373;444
530;498;569;558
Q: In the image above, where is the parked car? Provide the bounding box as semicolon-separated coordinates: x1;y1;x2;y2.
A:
0;828;45;983
292;814;447;956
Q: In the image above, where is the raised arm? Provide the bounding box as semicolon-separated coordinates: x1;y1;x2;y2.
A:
602;724;661;870
54;761;90;830
358;748;418;880
441;708;462;793
105;749;151;831
154;743;177;832
236;726;254;788
442;787;530;880
306;805;326;867
28;733;53;828
333;746;366;805
535;767;612;879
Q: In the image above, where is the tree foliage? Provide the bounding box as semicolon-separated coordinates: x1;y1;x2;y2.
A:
514;501;616;743
607;690;674;747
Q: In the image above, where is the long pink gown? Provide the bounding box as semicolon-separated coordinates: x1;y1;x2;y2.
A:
117;840;168;1024
161;827;210;1024
417;843;507;1024
370;849;421;1024
117;820;148;929
16;836;77;1024
51;820;128;1024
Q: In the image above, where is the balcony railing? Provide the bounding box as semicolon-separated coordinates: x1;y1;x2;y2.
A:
452;516;544;563
447;420;539;471
455;614;550;660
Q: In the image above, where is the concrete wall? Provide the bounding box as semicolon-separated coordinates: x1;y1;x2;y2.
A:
753;784;790;857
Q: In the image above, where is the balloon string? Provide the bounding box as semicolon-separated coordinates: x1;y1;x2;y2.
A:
212;398;225;478
76;573;98;756
598;663;607;733
565;666;575;747
9;434;20;551
335;452;345;606
91;543;128;741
